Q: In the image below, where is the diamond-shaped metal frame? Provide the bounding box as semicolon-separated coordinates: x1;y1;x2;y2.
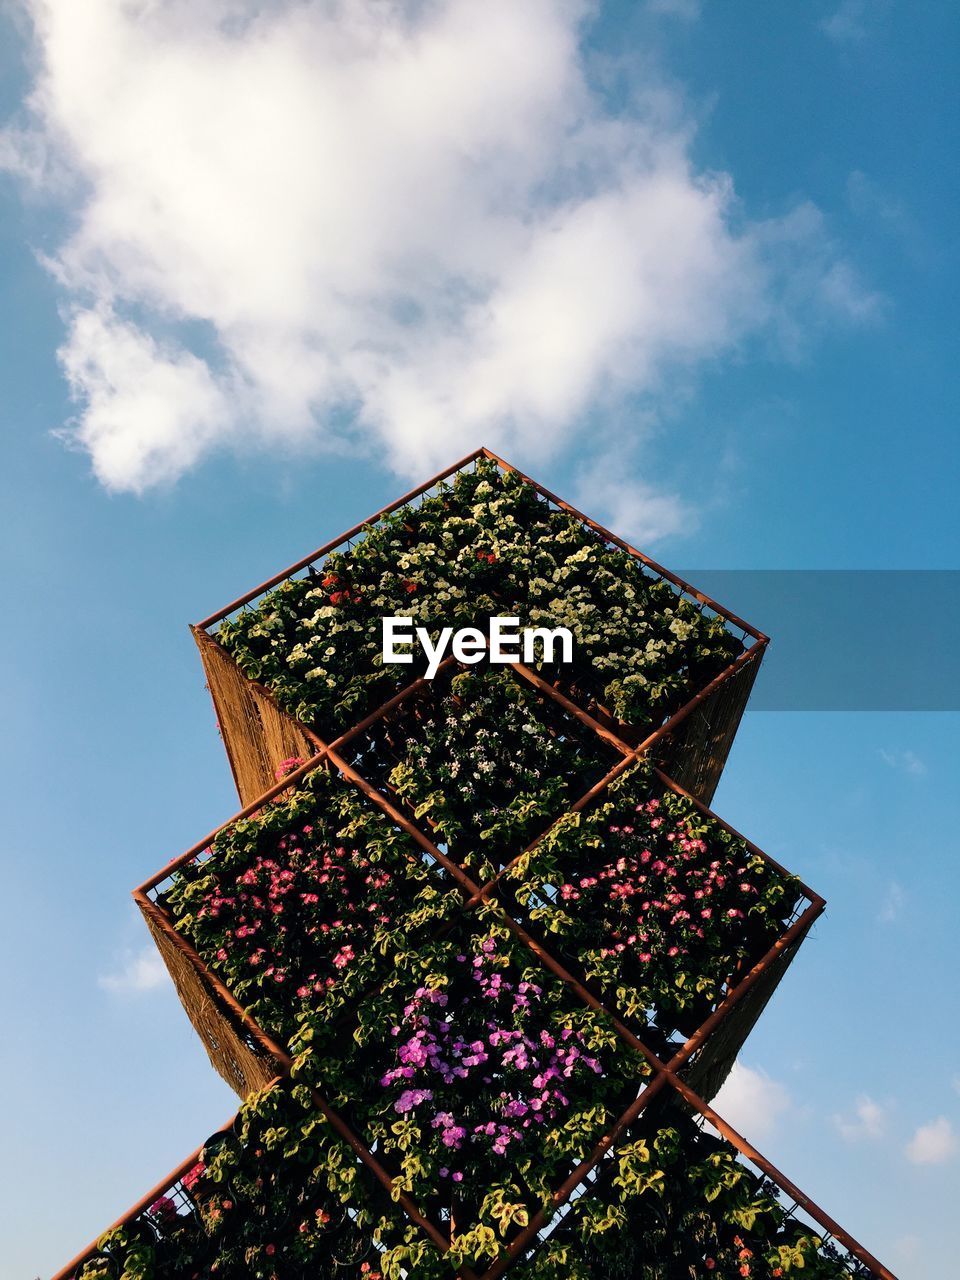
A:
119;733;831;1271
131;655;821;1093
52;1066;892;1280
192;446;768;810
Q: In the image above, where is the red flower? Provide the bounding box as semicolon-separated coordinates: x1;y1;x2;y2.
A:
402;579;418;594
148;1195;176;1222
329;585;359;604
181;1161;205;1191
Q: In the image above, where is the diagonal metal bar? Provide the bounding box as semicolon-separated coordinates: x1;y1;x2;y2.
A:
195;447;487;630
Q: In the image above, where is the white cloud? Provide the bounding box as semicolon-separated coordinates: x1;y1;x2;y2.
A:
98;946;169;995
834;1093;887;1141
59;307;234;489
3;1;877;498
711;1060;792;1142
879;749;926;776
905;1116;958;1166
573;448;691;544
877;881;904;925
821;0;883;43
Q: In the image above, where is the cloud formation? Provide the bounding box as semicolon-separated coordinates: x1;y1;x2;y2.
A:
98;945;169;995
876;880;904;925
821;0;887;44
711;1060;792;1142
834;1093;887;1141
879;748;926;776
905;1116;958;1166
4;1;875;504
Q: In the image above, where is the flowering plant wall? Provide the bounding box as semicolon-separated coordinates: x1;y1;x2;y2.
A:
159;766;461;1048
292;914;650;1269
52;450;891;1280
215;458;743;738
336;666;623;879
506;760;805;1044
153;749;807;1081
68;1080;872;1280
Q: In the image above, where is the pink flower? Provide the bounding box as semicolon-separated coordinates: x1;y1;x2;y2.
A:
273;757;304;781
148;1195;176;1221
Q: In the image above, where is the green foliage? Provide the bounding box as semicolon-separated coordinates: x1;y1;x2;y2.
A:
216;458;742;738
76;462;876;1279
75;1090;871;1279
508;758;805;1043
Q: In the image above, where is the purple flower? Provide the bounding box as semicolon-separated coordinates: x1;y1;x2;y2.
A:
394;1087;433;1114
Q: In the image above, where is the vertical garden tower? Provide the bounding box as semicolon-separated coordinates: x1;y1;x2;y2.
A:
53;449;895;1280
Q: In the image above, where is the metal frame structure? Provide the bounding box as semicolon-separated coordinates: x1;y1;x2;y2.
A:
76;715;860;1274
52;1053;894;1280
192;447;769;809
49;448;896;1280
131;654;823;1090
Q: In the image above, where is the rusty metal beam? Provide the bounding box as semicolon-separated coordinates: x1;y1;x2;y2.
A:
195;447;487;631
480;447;767;642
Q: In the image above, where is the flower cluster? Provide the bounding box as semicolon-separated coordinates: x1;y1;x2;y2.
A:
292;921;647;1259
378;948;603;1175
216;458;743;738
342;667;616;878
511;761;802;1038
161;767;455;1047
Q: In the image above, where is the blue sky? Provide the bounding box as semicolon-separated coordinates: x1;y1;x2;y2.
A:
0;3;957;1277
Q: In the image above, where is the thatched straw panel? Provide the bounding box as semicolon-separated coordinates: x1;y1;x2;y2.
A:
193;626;318;807
662;652;761;807
138;897;279;1099
682;926;809;1105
